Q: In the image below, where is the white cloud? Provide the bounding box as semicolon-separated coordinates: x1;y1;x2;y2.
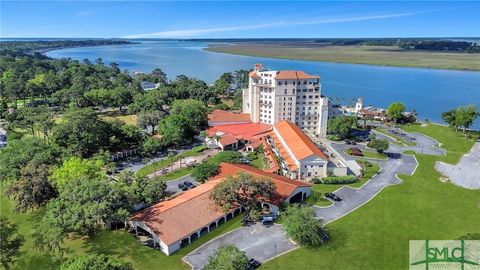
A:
122;11;428;38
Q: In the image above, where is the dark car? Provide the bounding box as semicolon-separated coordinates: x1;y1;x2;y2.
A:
178;183;185;189
345;140;351;145
248;259;261;269
184;181;195;189
325;192;342;201
350;141;357;145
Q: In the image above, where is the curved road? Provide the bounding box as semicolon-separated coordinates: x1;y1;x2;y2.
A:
314;127;444;224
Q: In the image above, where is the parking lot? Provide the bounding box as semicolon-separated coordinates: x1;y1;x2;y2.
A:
183;223;297;270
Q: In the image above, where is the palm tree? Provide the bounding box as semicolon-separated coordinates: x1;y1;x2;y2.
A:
200;130;208;148
214;134;221;149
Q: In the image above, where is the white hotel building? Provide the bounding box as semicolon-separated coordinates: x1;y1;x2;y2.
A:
243;64;329;137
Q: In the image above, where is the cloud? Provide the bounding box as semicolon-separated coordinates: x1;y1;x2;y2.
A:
123;11;428;38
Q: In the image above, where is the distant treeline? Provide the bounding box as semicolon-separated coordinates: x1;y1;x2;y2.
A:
0;39;133;56
313;38;480;53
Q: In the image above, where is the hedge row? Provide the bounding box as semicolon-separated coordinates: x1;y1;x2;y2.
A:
320;175;358;184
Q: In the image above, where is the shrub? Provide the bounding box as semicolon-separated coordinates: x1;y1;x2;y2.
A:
312;177;322;184
321;175;358;184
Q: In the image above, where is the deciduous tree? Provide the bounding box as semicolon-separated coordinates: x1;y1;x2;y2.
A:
203;245;248;270
386;102;406;125
60;254;133;270
283;205;328;247
0;216;24;269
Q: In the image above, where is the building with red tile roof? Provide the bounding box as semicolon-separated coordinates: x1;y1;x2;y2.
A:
266;120;329;180
243;64;328;138
208;109;251;126
129;163;311;255
205;122;272;150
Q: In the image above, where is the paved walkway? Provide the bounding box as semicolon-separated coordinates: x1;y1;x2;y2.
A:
183;223;296;270
435;142;480;190
146;149;219;178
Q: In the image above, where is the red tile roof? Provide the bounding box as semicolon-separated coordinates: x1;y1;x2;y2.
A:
130;162;311;246
207;123;272;141
274;121;328;161
208;110;251;125
275;70;320;80
219;133;238;146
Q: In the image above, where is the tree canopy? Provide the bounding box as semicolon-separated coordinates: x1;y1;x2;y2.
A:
367;135;389;153
442;105;479;135
210;172;276;213
386;102;406;124
283;205;328;247
191;162;220;183
203;245;249;270
60;254;133;270
49;157;105;188
327;116;357;139
0;216;24;270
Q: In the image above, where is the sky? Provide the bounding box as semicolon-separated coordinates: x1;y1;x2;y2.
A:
1;1;479;38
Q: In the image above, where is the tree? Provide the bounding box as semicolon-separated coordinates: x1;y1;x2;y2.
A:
44;177;130;237
210;173;276;214
203;245;248;270
52;108;111;157
327;116;356;139
454;105;479;136
283;205;328;247
128;90;166;113
191;162;219;183
6;162;58;212
200;130;209;148
368;136;389;153
150;68;168;85
0;136;62;181
386;102;406;125
170;99;208;133
213;72;233;96
60;254;133;270
140;137;164;157
49;157;105;188
159;114;194;146
0;216;24;269
137;110;166;135
441;109;457;129
141;177;168;205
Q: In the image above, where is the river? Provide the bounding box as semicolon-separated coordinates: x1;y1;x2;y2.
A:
46;40;480;128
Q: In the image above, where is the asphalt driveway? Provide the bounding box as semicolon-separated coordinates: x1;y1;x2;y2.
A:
183;223;296;270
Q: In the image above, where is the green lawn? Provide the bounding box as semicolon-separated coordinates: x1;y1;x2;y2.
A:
261;124;479;270
151;167;193;181
251;155;266;170
376;127;416;146
0;192;243;270
305;191;333;207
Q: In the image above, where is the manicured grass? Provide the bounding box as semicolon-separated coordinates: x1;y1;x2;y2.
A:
206;44;480;71
343;149;388;160
261;124;479;270
401;123;478;164
251;155;266;169
0;191;243;270
136;146;206;177
152;167;193;181
376;127;416;146
305;191;333;207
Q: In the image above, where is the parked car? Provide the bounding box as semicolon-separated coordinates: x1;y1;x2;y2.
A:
240;158;251;164
184;181;195;189
325;192;342;201
260;216;274;227
248;259;261;269
345;140;352;145
178;183;185;189
350;141;357;145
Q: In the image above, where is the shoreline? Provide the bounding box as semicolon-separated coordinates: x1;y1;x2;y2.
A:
204;44;480;72
25;41;138;56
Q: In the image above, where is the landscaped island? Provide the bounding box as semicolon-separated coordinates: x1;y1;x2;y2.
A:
205;39;480;71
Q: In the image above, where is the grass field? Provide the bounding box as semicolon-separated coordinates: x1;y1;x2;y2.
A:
0;191;243;270
206;44;480;71
261;124;479;270
100;114;138;126
305;191;333;207
151;167;193;181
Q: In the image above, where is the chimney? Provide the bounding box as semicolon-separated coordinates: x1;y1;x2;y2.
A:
254;63;263;71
